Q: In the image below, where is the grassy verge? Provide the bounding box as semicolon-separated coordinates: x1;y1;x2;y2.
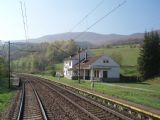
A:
55;63;63;70
0;78;15;113
35;74;160;110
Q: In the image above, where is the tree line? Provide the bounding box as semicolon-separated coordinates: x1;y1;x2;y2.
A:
138;31;160;79
11;40;78;74
0;57;8;78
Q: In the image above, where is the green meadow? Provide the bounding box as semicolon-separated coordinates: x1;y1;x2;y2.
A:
91;45;140;66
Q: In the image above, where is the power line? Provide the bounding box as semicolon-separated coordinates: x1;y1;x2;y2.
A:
69;0;104;32
23;1;29;42
20;0;30;46
51;44;71;56
20;1;28;42
10;43;40;53
73;0;127;40
10;42;70;55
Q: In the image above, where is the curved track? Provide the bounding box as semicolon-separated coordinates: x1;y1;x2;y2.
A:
10;75;160;120
11;75;134;120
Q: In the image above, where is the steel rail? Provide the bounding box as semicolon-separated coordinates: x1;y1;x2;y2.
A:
29;81;48;120
37;78;132;120
17;81;25;120
19;74;160;120
16;80;48;120
37;80;100;120
37;76;160;120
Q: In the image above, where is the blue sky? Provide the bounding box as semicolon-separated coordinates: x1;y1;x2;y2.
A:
0;0;160;41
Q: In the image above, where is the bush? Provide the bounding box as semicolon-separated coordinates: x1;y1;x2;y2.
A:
51;70;56;77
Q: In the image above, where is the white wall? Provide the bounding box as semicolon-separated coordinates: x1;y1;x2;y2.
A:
64;60;73;79
91;56;120;79
64;50;89;79
107;68;120;78
92;56;119;67
99;70;103;78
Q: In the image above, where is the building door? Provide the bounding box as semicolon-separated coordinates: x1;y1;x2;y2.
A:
86;70;90;80
103;71;108;78
94;70;99;78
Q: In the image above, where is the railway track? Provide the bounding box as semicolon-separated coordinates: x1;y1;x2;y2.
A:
17;80;48;120
15;74;160;120
32;77;132;120
33;80;93;120
30;75;160;120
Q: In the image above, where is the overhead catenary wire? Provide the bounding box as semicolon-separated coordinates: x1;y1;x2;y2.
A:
69;0;105;32
23;1;29;42
10;1;126;61
51;44;72;56
73;0;127;40
10;43;40;53
28;1;127;59
20;1;28;42
16;0;126;57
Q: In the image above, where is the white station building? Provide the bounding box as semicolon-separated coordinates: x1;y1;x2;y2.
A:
64;50;120;81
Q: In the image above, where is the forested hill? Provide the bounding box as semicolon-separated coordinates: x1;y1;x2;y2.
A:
13;30;160;46
11;40;78;73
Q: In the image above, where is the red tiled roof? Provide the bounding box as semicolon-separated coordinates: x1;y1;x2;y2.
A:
74;56;101;68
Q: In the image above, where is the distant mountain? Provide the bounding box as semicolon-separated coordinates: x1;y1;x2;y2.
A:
13;30;160;46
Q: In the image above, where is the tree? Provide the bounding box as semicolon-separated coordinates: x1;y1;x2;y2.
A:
0;57;7;77
11;40;78;74
138;31;160;79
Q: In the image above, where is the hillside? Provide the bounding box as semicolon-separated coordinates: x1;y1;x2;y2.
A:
12;30;160;46
91;45;140;76
91;45;139;66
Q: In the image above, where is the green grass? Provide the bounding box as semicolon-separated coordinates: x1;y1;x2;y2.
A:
91;45;140;66
120;66;139;76
55;63;63;70
0;78;15;113
91;45;140;76
36;74;160;110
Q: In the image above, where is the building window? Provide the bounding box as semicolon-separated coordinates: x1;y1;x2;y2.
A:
103;59;109;63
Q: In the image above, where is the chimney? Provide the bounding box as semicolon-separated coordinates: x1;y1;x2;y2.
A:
85;50;87;60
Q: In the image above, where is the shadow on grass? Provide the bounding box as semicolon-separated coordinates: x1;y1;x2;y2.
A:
111;81;151;85
101;75;151;85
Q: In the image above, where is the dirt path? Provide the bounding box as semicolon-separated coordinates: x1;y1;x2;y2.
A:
106;83;156;92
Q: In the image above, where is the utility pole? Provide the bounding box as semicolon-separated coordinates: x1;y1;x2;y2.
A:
78;47;80;83
8;41;11;89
